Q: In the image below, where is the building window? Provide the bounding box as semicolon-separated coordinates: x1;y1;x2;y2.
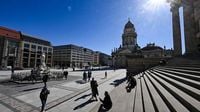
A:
43;47;47;52
24;43;30;49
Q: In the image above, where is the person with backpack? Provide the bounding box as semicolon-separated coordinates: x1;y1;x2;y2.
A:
40;86;50;112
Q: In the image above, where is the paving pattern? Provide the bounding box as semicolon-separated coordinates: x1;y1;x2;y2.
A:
1;66;200;112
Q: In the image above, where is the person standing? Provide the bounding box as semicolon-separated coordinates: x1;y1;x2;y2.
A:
40;86;50;112
64;70;68;80
83;71;87;82
105;71;107;78
88;70;92;81
99;91;112;111
90;78;99;101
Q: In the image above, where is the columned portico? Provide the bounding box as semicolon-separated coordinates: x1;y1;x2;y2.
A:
182;0;198;54
170;2;182;56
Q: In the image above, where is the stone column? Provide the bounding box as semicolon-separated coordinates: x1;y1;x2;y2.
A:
170;3;182;56
182;0;197;54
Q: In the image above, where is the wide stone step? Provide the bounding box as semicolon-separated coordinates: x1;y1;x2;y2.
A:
133;74;143;112
165;66;200;71
110;82;136;112
147;70;200;111
143;73;170;112
146;71;189;112
140;73;155;112
150;70;200;101
153;69;200;90
155;68;200;82
159;67;200;76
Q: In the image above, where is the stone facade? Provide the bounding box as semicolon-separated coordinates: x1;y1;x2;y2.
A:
112;20;172;69
169;0;200;55
0;26;21;69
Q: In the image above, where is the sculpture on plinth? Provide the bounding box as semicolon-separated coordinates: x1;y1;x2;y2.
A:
40;52;50;75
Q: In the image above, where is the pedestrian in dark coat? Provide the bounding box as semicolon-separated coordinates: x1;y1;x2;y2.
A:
99;91;112;111
105;71;107;79
90;78;99;101
40;86;50;112
88;71;92;81
64;71;68;80
42;74;48;87
83;71;87;82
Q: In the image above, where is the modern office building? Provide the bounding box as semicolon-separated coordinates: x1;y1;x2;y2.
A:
0;26;21;69
53;44;111;68
20;34;53;68
93;51;100;65
99;52;112;66
53;44;95;68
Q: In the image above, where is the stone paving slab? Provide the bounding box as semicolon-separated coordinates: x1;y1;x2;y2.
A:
0;103;13;112
0;69;125;112
46;72;126;112
15;87;74;107
60;70;124;90
0;93;39;112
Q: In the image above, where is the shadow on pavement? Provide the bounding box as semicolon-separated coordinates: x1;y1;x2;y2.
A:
75;80;87;84
74;93;92;101
20;87;43;92
97;104;111;112
73;99;96;110
110;77;126;87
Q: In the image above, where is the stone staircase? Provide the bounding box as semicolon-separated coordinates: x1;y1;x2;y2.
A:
132;66;200;112
90;66;200;112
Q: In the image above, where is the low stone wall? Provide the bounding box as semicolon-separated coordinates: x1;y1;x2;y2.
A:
126;58;165;75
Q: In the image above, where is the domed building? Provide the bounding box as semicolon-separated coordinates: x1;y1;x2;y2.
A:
112;19;172;69
112;19;142;68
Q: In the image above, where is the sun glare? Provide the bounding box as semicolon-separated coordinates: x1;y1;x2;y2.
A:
142;0;167;12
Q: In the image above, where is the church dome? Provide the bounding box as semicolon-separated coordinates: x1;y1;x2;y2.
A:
125;20;134;29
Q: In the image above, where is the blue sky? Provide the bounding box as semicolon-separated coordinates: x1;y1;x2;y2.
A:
0;0;185;55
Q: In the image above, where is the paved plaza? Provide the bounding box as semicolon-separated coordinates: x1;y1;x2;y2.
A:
0;68;126;112
0;66;200;112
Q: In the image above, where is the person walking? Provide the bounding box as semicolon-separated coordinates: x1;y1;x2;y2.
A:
83;71;87;82
42;74;49;87
99;91;112;111
88;70;92;81
105;71;107;79
31;68;36;83
90;78;99;101
64;70;68;80
40;86;50;112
